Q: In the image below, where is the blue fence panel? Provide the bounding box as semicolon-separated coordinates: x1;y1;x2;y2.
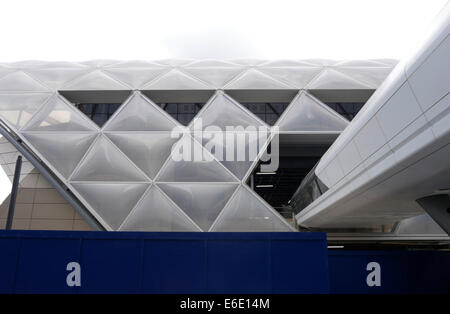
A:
328;250;450;294
142;239;206;293
0;230;329;294
15;236;81;294
0;238;20;293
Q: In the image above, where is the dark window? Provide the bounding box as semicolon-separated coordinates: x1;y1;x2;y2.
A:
157;103;204;126
74;103;121;127
240;103;289;125
325;102;365;121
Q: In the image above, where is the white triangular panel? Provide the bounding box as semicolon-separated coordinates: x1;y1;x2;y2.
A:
0;93;52;130
71;182;149;230
307;68;373;89
22;132;97;179
0;71;49;92
258;67;323;88
104;92;179;131
80;60;120;67
70;135;149;182
193;92;267;130
185;60;239;67
334;60;389;67
182;67;244;88
62;70;130;90
143;69;212;89
224;68;293;89
103;60;164;68
120;185;201;231
333;67;393;88
200;131;269;180
156;135;238;182
277;92;349;132
22;95;98;132
260;60;318;67
211;185;293;232
106;132;179;179
24;67;91;90
102;67;168;89
158;183;238;231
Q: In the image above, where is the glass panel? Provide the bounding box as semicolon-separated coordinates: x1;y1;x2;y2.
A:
102;67;167;89
70;135;149;182
224;68;291;89
158;183;238;231
62;70;129;90
104;92;178;131
182;67;244;88
106;132;179;180
308;69;373;89
143;69;211;89
193;92;266;130
22;95;98;132
240;103;289;125
23;132;97;179
25;67;90;90
0;93;52;129
258;67;322;88
120;185;201;231
334;67;392;88
74;103;121;127
71;182;149;230
211;186;293;232
157;103;203;126
0;71;49;92
277;92;349;131
201;131;269;180
156;135;238;182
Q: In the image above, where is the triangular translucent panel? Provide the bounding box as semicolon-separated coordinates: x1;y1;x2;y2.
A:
258;67;323;88
34;61;88;68
104;60;165;68
155;59;194;66
277;92;348;131
334;60;388;67
0;71;49;92
0;93;52;130
185;60;240;67
301;59;338;66
104;92;178;131
192;92;267;130
106;132;179;179
142;69;212;89
120;185;201;231
24;67;90;90
200;131;270;180
156;135;238;182
22;95;98;132
224;68;293;89
80;60;121;67
102;67;168;89
0;67;16;79
22;132;97;179
211;186;293;232
307;68;373;89
158;183;238;231
260;60;317;67
182;67;244;88
71;182;149;230
70;135;149;182
62;70;130;90
229;59;265;66
333;67;393;88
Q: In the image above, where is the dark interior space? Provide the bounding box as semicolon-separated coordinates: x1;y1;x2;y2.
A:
247;140;331;215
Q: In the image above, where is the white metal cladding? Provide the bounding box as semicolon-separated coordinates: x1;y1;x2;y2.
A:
0;59;395;231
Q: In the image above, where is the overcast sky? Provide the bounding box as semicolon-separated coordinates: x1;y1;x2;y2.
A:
0;0;447;202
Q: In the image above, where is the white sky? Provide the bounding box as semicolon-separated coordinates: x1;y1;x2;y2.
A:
0;0;448;202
